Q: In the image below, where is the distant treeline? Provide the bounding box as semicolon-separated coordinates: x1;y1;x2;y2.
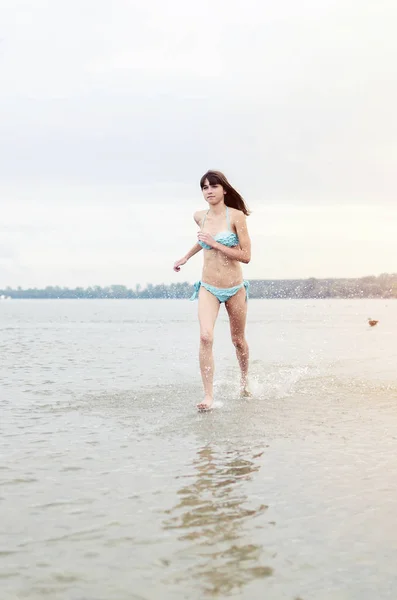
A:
2;274;397;299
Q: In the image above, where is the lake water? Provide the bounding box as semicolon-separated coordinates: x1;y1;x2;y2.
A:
1;299;397;600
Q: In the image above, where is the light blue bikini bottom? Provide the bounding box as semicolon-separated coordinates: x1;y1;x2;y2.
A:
190;280;250;303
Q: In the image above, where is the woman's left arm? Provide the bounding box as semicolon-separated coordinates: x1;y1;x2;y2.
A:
213;213;251;264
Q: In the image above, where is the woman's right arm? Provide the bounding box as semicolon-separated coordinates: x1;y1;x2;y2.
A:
173;212;203;272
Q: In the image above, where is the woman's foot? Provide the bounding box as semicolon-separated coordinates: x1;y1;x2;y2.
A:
240;379;252;398
197;395;214;412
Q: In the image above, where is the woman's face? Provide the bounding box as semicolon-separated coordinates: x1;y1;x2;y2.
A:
201;178;225;205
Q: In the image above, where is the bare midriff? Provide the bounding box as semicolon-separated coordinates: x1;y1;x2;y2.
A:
201;249;243;288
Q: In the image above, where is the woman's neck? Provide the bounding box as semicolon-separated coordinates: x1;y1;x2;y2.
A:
208;202;226;216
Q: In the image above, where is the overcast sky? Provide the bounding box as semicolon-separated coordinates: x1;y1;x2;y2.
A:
1;0;396;288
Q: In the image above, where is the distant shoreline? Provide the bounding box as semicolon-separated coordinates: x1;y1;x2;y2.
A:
2;297;396;301
2;274;396;299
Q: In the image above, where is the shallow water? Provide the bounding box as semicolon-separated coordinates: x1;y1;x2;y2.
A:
1;299;397;599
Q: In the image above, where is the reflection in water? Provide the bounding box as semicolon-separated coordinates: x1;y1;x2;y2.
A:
163;446;273;596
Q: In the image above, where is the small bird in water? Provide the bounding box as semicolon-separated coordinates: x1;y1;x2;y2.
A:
368;318;379;327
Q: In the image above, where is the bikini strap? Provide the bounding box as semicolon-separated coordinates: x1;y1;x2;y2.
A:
226;205;231;231
201;209;209;228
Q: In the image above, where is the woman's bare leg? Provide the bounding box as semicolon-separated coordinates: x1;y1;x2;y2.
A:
225;287;251;396
197;286;220;410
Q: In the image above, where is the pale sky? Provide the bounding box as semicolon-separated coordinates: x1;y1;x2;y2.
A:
1;0;396;288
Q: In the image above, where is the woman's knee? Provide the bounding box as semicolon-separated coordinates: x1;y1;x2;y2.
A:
232;335;247;350
200;330;214;346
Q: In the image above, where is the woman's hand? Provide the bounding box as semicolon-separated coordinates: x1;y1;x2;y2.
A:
173;257;187;272
197;232;216;248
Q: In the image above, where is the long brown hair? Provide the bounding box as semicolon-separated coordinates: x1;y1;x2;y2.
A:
199;170;251;216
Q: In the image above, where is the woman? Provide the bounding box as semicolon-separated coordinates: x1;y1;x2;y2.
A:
173;170;252;411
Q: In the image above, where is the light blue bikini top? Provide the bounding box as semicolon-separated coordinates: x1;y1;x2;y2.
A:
198;206;239;250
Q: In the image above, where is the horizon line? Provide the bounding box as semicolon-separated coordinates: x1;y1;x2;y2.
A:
1;273;395;289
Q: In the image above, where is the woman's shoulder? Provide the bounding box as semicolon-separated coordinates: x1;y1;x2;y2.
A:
228;206;247;222
193;209;206;224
